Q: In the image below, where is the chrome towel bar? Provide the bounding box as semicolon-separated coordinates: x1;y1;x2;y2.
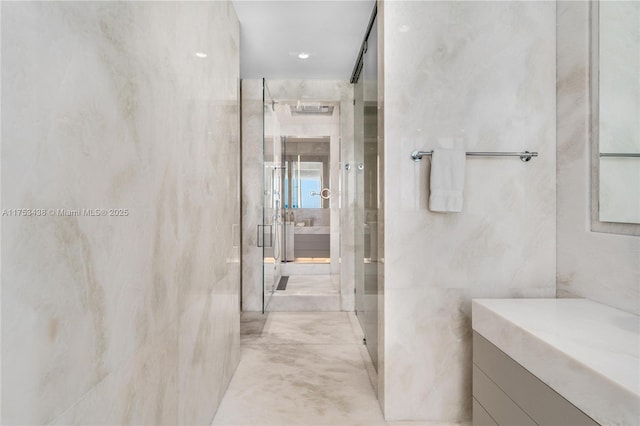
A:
599;153;640;158
411;150;538;163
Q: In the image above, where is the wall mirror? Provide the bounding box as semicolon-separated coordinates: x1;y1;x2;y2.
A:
282;136;330;209
592;0;640;235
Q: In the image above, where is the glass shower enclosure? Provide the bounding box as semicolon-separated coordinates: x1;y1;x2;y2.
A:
261;80;282;312
353;6;379;370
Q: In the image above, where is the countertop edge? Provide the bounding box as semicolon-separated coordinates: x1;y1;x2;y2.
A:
471;299;640;426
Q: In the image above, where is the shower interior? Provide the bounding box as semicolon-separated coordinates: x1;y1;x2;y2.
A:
262;95;341;311
263;137;333;264
281;135;331;262
266;100;339;266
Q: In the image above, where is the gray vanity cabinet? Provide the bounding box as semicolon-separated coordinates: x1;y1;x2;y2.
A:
472;332;599;426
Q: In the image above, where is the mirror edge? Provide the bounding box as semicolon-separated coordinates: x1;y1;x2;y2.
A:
589;0;640;236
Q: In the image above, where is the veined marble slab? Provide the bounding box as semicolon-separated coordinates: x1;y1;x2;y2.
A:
472;299;640;426
2;1;240;423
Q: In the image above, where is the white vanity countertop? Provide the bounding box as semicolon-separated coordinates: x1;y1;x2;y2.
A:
472;298;640;426
293;225;330;234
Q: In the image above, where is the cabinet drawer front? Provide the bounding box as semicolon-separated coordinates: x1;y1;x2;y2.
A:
473;365;536;426
473;332;599;426
473;398;498;426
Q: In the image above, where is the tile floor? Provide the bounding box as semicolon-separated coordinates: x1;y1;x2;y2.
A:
281;263;331;276
268;275;340;311
282;275;339;294
211;312;468;426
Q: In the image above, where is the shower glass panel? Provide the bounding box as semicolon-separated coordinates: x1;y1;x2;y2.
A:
354;75;365;327
354;9;379;370
263;80;282;312
282;135;332;262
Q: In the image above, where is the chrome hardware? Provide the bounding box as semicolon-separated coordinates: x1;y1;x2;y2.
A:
411;150;539;162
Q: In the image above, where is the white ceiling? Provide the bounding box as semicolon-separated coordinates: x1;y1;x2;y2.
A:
233;0;375;80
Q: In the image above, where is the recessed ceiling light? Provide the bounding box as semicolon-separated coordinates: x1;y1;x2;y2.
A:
297;52;310;59
195;52;208;58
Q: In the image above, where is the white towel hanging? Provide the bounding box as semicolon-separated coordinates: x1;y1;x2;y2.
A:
429;148;466;212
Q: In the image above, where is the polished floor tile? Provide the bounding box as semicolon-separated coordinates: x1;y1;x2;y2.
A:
241;312;358;346
268;275;341;312
281;263;331;276
283;275;339;294
213;312;468;426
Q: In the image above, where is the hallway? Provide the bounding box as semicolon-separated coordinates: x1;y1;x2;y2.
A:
5;1;636;424
212;312;466;426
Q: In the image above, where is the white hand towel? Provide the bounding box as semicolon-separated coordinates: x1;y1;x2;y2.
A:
429;148;466;212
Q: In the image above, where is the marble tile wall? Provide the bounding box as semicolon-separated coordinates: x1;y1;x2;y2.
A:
556;1;640;315
241;79;264;312
381;1;556;421
1;2;240;423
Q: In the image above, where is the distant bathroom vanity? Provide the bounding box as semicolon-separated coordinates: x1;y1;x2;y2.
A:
292;225;330;259
472;299;640;426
